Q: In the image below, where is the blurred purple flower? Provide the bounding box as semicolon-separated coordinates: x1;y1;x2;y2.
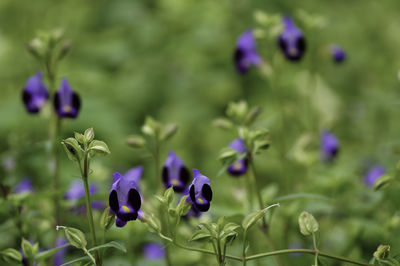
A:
109;166;143;227
330;44;346;63
227;138;248;177
320;131;339;162
143;243;165;260
364;166;385;187
65;180;103;213
187;169;212;212
162;151;190;193
234;29;261;74
278;16;306;61
54;238;68;266
15;178;34;194
22;72;49;113
289;243;302;257
53;78;81;118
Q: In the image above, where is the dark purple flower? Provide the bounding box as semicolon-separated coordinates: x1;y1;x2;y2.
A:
185;204;202;218
278;16;306;61
320;131;339;162
65;180;103;213
227;138;248;177
53;78;81;118
54;238;68;266
15;178;34;194
162;151;190;193
22;72;49;113
143;243;165;260
364;166;385;187
330;44;346;63
234;29;261;74
109;166;143;227
188;169;212;212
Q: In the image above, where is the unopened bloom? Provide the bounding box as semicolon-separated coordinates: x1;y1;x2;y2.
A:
278;16;306;61
364;166;385;187
188;169;212;212
15;178;34;194
22;72;49;113
234;29;261;74
54;78;81;118
320;131;339;162
143;243;165;260
330;44;346;63
162;151;190;192
227;138;248;177
109;166;143;227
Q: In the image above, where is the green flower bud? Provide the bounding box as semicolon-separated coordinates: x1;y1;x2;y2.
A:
161;124;178;141
84;128;94;143
57;41;71;61
373;174;392;191
125;135;146;148
21;238;38;260
100;207;115;231
57;226;87;249
212;118;233;130
176;195;191;216
373;245;390;260
141;116;161;137
298;211;319;236
61;138;83;161
74;132;85;144
164;187;174;206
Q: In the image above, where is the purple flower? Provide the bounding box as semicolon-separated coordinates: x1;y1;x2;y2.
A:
15;178;34;194
227;138;248;177
143;243;165;260
65;180;103;213
188;169;212;212
320;131;339;162
22;72;49;113
109;166;143;227
330;44;346;63
162;151;190;193
53;78;81;118
364;166;385;187
278;16;306;61
54;238;68;266
185;204;202;218
234;29;261;74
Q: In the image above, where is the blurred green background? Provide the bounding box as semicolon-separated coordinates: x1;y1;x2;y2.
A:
2;0;400;265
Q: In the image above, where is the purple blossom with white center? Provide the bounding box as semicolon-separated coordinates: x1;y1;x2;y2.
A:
187;169;212;212
278;16;306;61
15;178;34;193
227;138;248;177
330;44;346;63
54;238;68;266
364;166;385;187
22;72;49;113
53;78;81;118
143;243;165;260
109;166;143;227
162;151;190;193
234;29;262;74
65;180;103;213
320;131;339;162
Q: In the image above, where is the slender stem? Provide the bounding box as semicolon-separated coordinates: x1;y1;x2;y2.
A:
312;233;319;266
52;117;61;227
83;247;96;265
216;236;223;265
242;231;247;266
81;152;101;266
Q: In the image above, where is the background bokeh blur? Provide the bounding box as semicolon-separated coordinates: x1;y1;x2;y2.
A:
2;0;400;265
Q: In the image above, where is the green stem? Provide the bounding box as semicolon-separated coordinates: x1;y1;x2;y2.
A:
83;247;96;265
312;233;319;266
81;152;101;266
242;231;247;266
217;236;223;265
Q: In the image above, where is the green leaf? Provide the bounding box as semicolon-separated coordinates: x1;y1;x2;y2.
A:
88;140;110;156
242;203;280;232
60;256;90;266
190;229;213;242
176;195;191;216
298;211;319;236
212;118;233;130
35;243;70;261
74;132;85;144
21;238;38;259
161;123;178;141
164;186;174;206
88;241;126;253
1;248;22;263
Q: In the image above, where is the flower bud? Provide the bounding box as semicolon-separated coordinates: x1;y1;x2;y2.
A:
212;118;233;130
21;238;38;260
61;138;83;161
373;245;390;260
100;207;115;231
57;226;87;249
125;135;146;148
298;211;319;236
161;124;178;141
